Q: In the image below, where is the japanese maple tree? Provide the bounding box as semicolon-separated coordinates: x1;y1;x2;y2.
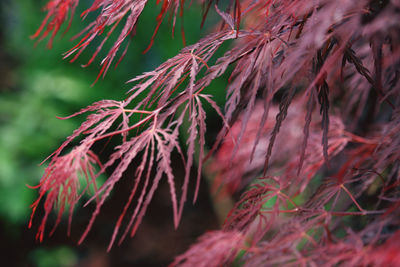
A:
29;0;400;265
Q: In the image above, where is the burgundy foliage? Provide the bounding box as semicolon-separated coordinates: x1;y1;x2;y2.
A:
30;0;400;265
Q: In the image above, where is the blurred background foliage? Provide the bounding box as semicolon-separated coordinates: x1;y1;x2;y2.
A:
0;0;225;266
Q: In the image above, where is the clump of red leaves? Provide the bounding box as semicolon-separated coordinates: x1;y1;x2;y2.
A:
30;0;400;265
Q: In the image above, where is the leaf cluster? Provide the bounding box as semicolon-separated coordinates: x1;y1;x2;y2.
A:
30;0;400;265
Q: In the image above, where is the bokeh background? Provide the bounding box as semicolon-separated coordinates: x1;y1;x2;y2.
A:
0;1;227;266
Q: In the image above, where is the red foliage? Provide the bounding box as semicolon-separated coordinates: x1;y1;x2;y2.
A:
30;0;400;265
32;0;79;48
28;147;101;242
170;230;245;267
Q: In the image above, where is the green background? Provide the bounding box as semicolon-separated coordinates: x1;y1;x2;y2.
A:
0;1;226;266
